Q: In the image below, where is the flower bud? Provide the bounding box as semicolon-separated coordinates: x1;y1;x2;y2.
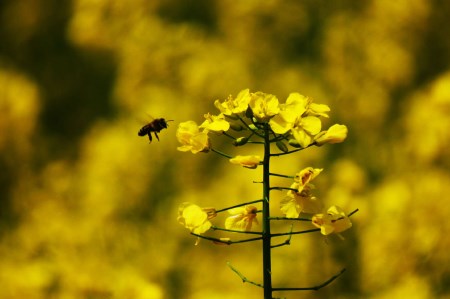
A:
229;155;261;169
230;123;244;131
276;141;289;153
248;124;258;131
288;139;302;148
233;137;249;146
314;124;348;146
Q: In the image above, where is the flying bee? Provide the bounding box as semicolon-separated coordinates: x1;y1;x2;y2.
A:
138;118;173;142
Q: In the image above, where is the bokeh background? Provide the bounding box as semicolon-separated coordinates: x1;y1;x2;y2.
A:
1;0;450;298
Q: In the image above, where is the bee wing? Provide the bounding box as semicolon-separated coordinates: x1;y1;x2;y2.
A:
144;113;155;121
136;114;154;126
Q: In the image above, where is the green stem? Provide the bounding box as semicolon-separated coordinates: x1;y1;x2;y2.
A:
269;217;311;222
211;226;263;235
191;233;262;244
348;208;359;217
211;148;233;159
272;268;346;291
238;116;265;138
228;262;264;288
262;123;272;299
270;186;298;192
270;143;315;157
271;228;320;237
215;199;263;213
222;131;237;140
268;172;294;179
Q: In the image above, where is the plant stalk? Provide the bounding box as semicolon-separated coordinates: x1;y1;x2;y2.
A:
262;123;272;298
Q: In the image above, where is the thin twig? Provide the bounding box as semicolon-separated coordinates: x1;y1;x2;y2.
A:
215;199;263;213
270;186;298;192
270;208;359;222
222;131;237;140
210;148;233;159
272;268;346;291
271;225;293;248
269;217;311;222
271;228;320;237
211;226;263;235
269;172;294;179
238;116;264;138
270;143;315;157
191;233;263;244
348;208;359;217
227;262;264;288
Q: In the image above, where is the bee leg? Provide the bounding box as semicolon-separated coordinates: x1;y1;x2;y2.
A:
147;132;153;142
155;132;160;141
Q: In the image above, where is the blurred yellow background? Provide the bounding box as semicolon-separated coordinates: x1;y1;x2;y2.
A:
1;0;450;298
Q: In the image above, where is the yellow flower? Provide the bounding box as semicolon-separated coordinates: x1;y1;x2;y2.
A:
229;155;261;169
178;202;217;245
307;102;330;118
269;93;309;134
176;121;210;154
293;167;323;193
214;89;251;115
290;116;322;148
280;191;324;218
280;167;324;217
314;124;348;146
199;113;230;132
269;93;323;147
249;91;280;121
225;206;258;231
312;206;352;236
178;202;216;234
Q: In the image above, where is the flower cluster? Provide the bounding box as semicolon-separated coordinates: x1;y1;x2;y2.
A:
178;202;259;243
176;89;353;240
175;89;355;295
176;89;348;165
280;167;352;236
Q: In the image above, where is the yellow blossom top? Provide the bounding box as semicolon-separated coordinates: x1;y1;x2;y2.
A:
214;89;251;115
249;92;280;121
269;93;326;147
199;113;230;132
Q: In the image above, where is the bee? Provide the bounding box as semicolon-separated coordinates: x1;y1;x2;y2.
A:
138;118;173;142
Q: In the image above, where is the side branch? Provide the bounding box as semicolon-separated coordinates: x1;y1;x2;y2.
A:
210;148;233;159
348;208;359;217
227;262;264;289
270;143;315;157
272;268;346;291
271;225;293;248
271;228;320;237
270;216;311;222
269;172;294;179
215;199;264;213
270;208;359;222
211;226;263;235
191;233;262;244
270;186;298;192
